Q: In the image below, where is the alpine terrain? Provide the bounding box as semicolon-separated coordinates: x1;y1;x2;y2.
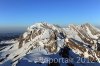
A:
0;22;100;66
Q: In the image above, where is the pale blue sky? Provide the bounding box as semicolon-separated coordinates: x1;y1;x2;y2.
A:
0;0;100;28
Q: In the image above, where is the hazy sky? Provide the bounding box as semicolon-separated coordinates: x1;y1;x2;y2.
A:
0;0;100;28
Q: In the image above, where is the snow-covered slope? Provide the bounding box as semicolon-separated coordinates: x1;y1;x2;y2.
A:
0;22;100;66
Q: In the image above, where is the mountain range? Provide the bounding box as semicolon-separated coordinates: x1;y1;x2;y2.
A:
0;23;100;66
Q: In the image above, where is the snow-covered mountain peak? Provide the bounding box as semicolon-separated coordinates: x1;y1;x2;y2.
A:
27;22;59;31
1;23;100;66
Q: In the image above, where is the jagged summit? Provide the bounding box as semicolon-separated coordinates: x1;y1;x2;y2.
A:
0;22;100;66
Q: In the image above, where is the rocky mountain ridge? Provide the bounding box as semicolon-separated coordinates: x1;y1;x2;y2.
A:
0;22;100;66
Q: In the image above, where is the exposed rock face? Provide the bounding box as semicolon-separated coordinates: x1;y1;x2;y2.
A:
59;46;70;58
1;22;100;66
